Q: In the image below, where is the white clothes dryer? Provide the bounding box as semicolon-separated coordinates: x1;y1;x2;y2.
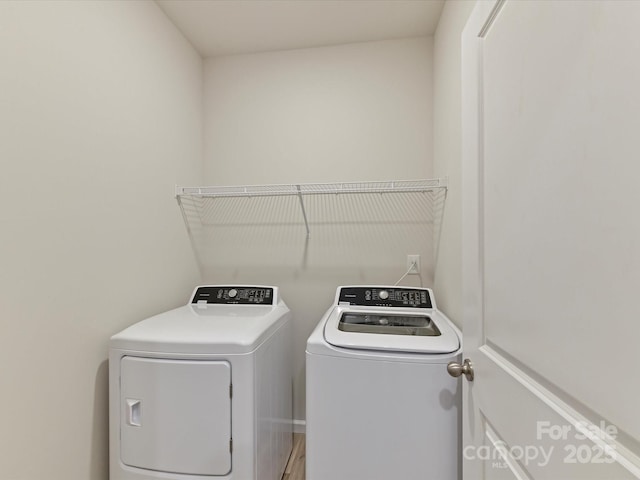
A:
109;285;292;480
306;286;462;480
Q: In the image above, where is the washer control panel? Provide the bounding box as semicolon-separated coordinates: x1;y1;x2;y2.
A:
337;287;432;308
191;286;274;305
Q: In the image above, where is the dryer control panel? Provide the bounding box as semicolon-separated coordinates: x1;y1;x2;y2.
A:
191;286;275;305
337;287;432;308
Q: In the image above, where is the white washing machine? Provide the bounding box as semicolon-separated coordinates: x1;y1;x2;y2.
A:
109;285;292;480
306;286;462;480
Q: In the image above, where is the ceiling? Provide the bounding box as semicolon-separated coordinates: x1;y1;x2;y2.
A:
156;0;445;58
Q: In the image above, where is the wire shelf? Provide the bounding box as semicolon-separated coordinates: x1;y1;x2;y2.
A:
176;179;448;271
176;178;446;199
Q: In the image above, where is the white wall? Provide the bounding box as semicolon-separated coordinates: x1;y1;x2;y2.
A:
202;38;434;423
433;0;475;327
204;38;432;184
0;2;202;479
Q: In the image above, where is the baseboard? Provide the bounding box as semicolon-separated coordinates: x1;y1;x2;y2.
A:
293;419;306;434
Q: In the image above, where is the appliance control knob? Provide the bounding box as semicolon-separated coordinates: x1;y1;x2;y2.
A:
228;289;238;298
378;290;389;300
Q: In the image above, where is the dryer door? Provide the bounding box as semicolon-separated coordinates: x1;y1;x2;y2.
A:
120;357;232;475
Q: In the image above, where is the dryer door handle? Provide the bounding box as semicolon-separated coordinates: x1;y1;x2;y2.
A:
126;399;142;427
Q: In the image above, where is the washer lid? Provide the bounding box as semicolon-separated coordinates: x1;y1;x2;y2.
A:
324;306;460;354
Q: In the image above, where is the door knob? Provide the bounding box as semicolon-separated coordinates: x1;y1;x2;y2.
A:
447;358;474;381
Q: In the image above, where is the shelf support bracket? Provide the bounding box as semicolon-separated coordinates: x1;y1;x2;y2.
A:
296;184;310;237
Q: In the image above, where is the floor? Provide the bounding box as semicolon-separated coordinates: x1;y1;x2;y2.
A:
282;433;305;480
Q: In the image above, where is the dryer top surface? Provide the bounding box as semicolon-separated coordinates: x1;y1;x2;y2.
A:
110;302;290;354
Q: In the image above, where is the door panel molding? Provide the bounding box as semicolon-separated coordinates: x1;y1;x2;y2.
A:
481;345;640;478
479;0;506;38
485;421;533;480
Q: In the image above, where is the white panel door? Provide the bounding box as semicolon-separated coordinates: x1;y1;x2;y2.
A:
120;357;232;476
462;1;640;479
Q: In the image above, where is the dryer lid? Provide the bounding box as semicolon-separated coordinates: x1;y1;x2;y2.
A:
110;303;289;354
324;306;460;354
